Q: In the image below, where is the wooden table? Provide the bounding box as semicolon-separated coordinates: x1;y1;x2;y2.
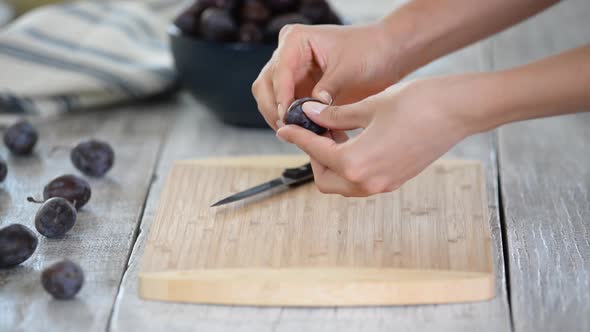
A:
1;1;589;331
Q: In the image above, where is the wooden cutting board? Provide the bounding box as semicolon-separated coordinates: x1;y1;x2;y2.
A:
139;155;494;306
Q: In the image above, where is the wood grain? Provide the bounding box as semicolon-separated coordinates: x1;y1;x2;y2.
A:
138;157;493;305
499;116;590;332
0;102;171;332
493;1;590;331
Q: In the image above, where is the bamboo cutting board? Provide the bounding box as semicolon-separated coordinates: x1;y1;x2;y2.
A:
139;155;494;306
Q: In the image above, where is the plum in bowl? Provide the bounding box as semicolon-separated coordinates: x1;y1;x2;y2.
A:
170;0;342;128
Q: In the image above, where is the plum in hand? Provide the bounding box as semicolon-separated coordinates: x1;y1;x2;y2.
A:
284;98;327;135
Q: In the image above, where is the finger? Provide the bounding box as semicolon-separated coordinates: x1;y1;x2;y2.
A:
302;101;372;130
272;34;308;119
252;62;279;130
311;68;342;105
276;125;344;173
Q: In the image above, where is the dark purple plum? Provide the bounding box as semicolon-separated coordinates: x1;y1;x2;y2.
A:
265;13;310;41
200;8;238;42
174;0;240;36
239;23;264;43
265;0;300;13
240;0;271;24
3;120;38;155
284;97;327;135
208;0;239;10
299;0;330;24
174;2;206;36
33;197;77;239
299;0;341;24
0;224;38;268
0;155;7;182
41;260;84;300
70;139;114;177
40;174;91;210
323;9;342;24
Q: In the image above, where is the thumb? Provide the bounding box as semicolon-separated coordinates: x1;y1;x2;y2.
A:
302;101;372;131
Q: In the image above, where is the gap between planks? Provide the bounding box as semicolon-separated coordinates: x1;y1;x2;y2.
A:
105;113;175;332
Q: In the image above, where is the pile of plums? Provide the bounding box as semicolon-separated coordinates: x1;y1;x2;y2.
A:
0;120;115;300
174;0;342;44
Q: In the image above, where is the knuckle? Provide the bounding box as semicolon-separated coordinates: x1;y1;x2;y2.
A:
341;158;366;183
251;79;259;95
325;107;340;123
279;23;307;43
278;24;295;40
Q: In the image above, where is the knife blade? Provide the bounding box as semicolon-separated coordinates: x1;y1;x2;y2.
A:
211;162;314;207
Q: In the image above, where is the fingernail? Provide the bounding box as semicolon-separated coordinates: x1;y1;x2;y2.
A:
302;101;328;115
318;90;333;105
277;103;286;120
276;119;285;128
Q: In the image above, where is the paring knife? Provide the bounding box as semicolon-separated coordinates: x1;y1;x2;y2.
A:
211;163;314;207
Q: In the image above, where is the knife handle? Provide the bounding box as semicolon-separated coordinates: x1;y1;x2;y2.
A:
282;163;314;186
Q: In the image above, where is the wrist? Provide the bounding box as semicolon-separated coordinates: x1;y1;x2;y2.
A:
377;12;420;79
435;73;511;135
379;2;447;78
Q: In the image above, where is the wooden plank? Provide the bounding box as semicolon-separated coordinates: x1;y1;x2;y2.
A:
499;116;590;332
493;1;590;331
138;158;494;306
0;102;171;332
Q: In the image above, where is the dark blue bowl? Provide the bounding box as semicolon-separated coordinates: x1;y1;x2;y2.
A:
169;25;275;128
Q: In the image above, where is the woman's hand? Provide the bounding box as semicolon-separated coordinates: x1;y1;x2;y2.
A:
276;43;590;197
276;76;482;197
251;22;408;130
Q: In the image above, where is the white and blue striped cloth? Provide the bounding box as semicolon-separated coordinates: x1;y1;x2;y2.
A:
0;1;187;115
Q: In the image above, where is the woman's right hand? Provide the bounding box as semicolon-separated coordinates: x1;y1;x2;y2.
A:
251;22;408;130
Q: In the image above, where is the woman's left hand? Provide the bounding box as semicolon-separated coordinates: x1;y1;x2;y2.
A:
276;76;484;197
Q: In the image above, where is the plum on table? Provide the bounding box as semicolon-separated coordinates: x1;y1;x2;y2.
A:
71;139;114;178
0;224;38;268
32;174;92;210
4;120;38;155
41;259;84;300
33;197;77;239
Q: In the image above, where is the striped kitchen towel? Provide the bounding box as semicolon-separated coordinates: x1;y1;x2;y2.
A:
0;1;180;115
